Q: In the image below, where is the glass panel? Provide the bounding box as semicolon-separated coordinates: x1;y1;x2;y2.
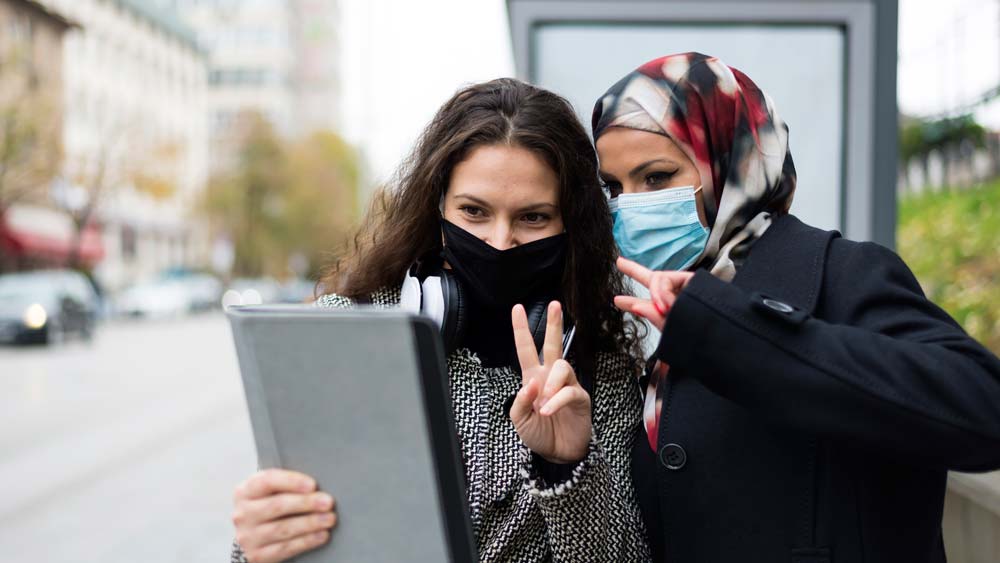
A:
533;23;846;232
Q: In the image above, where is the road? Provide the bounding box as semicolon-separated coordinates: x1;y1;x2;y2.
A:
0;314;255;562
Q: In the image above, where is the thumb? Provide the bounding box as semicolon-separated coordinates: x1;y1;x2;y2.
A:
510;378;540;427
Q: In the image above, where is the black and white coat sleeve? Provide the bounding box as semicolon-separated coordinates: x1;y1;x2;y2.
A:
658;240;1000;471
520;352;652;562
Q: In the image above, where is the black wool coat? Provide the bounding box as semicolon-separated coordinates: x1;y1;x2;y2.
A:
634;214;1000;563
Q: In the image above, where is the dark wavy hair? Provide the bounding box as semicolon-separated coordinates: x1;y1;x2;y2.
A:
321;78;642;378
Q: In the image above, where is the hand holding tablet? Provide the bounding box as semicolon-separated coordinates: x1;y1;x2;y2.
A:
227;306;475;563
232;469;336;563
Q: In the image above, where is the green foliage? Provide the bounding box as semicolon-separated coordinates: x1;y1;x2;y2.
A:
899;114;986;162
898;179;1000;353
283;131;360;279
202;115;360;279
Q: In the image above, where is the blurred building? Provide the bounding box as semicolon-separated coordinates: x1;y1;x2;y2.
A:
0;0;72;130
289;0;340;136
150;0;340;171
0;0;88;271
36;0;210;291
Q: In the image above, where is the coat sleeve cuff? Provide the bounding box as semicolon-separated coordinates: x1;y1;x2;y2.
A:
231;540;249;563
531;452;579;484
519;433;605;499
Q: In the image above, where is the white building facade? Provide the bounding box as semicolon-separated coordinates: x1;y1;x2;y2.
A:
151;0;339;171
38;0;210;291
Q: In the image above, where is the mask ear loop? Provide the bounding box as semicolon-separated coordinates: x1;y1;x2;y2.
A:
691;185;711;232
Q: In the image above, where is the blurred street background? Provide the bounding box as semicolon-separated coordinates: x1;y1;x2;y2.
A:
1;0;999;561
0;315;253;562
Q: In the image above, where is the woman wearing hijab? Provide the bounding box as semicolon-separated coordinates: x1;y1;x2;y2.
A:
593;52;1000;562
230;78;651;563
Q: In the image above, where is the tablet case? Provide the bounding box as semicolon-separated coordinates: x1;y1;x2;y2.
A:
226;305;476;563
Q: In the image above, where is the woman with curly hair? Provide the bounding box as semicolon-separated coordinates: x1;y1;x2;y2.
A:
229;78;651;563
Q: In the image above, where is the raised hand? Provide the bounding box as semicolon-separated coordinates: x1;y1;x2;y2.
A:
509;301;592;464
613;257;694;331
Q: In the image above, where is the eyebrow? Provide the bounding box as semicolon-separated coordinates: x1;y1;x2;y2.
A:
600;158;680;181
451;193;559;213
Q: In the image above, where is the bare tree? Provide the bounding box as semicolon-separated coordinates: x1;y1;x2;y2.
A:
0;51;62;215
60;116;183;269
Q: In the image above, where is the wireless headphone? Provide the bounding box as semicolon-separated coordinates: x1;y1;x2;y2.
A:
399;256;563;356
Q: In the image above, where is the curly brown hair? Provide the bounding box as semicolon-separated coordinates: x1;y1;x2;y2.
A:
321;78;642;378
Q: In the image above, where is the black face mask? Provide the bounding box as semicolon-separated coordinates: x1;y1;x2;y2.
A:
440;219;567;309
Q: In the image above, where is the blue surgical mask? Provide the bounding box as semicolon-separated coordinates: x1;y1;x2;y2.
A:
609;186;709;271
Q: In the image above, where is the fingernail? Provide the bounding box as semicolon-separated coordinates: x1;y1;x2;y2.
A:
316;494;333;509
300;478;316;492
313;531;329;542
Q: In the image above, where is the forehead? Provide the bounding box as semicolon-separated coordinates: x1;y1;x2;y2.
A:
596;128;686;164
448;144;559;203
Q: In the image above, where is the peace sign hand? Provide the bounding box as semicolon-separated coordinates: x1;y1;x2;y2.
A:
613;257;695;331
509;301;592;464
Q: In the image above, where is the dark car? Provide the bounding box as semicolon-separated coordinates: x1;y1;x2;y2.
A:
0;270;99;345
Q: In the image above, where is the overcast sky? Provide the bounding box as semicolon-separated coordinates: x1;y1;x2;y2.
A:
898;0;999;123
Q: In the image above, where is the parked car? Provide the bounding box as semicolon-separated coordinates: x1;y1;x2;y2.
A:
159;269;223;312
114;279;191;319
0;269;99;345
115;270;224;318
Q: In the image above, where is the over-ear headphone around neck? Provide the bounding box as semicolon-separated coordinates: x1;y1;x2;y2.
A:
399;256;565;357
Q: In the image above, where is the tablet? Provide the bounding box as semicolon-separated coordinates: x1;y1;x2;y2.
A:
226;305;476;563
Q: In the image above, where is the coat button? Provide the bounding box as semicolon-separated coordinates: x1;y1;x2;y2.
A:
762;298;795;314
659;443;687;470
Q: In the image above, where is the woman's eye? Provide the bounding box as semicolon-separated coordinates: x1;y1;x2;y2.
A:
645;171;675;187
460;206;485;218
522;212;550;224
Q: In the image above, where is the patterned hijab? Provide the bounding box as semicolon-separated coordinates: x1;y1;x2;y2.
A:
592;52;796;281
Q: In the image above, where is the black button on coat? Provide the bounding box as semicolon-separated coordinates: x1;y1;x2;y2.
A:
634;214;1000;563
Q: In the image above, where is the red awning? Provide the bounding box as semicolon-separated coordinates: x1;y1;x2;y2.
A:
0;206;104;265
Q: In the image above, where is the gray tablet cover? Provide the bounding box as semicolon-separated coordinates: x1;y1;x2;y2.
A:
226;305;476;563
